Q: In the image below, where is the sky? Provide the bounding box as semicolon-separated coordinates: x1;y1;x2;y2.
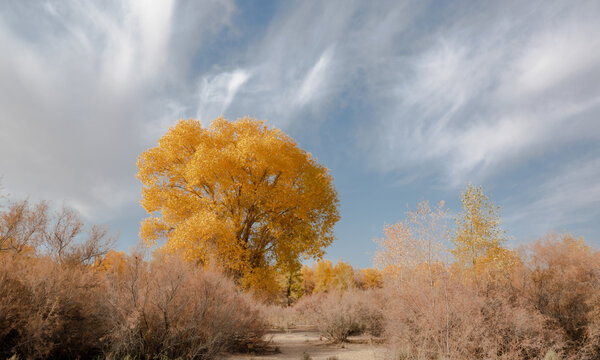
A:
1;0;599;268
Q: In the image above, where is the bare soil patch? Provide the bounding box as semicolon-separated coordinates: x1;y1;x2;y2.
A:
222;328;390;360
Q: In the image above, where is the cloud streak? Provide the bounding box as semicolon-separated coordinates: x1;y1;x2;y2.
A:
196;69;251;123
295;46;334;107
0;0;235;221
366;1;600;186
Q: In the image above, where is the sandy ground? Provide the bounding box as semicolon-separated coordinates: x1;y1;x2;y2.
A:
221;329;391;360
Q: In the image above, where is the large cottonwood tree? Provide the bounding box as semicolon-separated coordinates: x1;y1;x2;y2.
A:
137;117;339;291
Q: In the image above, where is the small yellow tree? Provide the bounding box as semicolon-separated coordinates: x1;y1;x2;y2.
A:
279;258;304;305
301;265;315;295
332;260;354;291
354;268;383;289
451;184;514;278
313;259;334;292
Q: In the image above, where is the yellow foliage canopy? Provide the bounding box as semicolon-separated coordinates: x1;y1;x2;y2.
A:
452;184;505;266
358;268;383;289
137;117;340;288
451;184;516;280
309;259;359;292
95;249;127;275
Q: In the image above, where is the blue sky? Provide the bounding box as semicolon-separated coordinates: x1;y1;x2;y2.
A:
1;1;599;268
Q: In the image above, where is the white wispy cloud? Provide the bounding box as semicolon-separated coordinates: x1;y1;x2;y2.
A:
503;157;600;240
203;0;425;129
294;47;334;107
0;0;235;222
364;1;600;186
508;19;600;97
196;69;251;123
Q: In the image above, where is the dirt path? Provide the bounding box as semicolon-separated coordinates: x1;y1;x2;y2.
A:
222;329;391;360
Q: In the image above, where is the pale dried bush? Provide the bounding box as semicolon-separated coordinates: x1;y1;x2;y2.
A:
0;199;120;358
382;232;600;359
41;206;115;265
582;290;600;359
0;199;48;253
0;253;111;359
104;253;268;359
384;267;564;359
0;251;268;360
375;200;448;287
260;303;306;331
0;199;115;263
1;197;268;359
295;288;385;342
517;233;600;358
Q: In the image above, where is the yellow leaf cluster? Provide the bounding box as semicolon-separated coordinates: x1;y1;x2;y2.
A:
355;268;383;289
308;259;361;293
95;249;127;275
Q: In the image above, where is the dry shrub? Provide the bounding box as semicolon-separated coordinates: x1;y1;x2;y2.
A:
104;253;268;359
295;289;385;342
385;268;563;359
582;290;600;359
260;303;305;331
518;233;600;358
382;231;600;359
0;199;115;265
0;199;118;358
0;253;111;359
0;200;48;253
1;198;268;359
0;251;267;360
